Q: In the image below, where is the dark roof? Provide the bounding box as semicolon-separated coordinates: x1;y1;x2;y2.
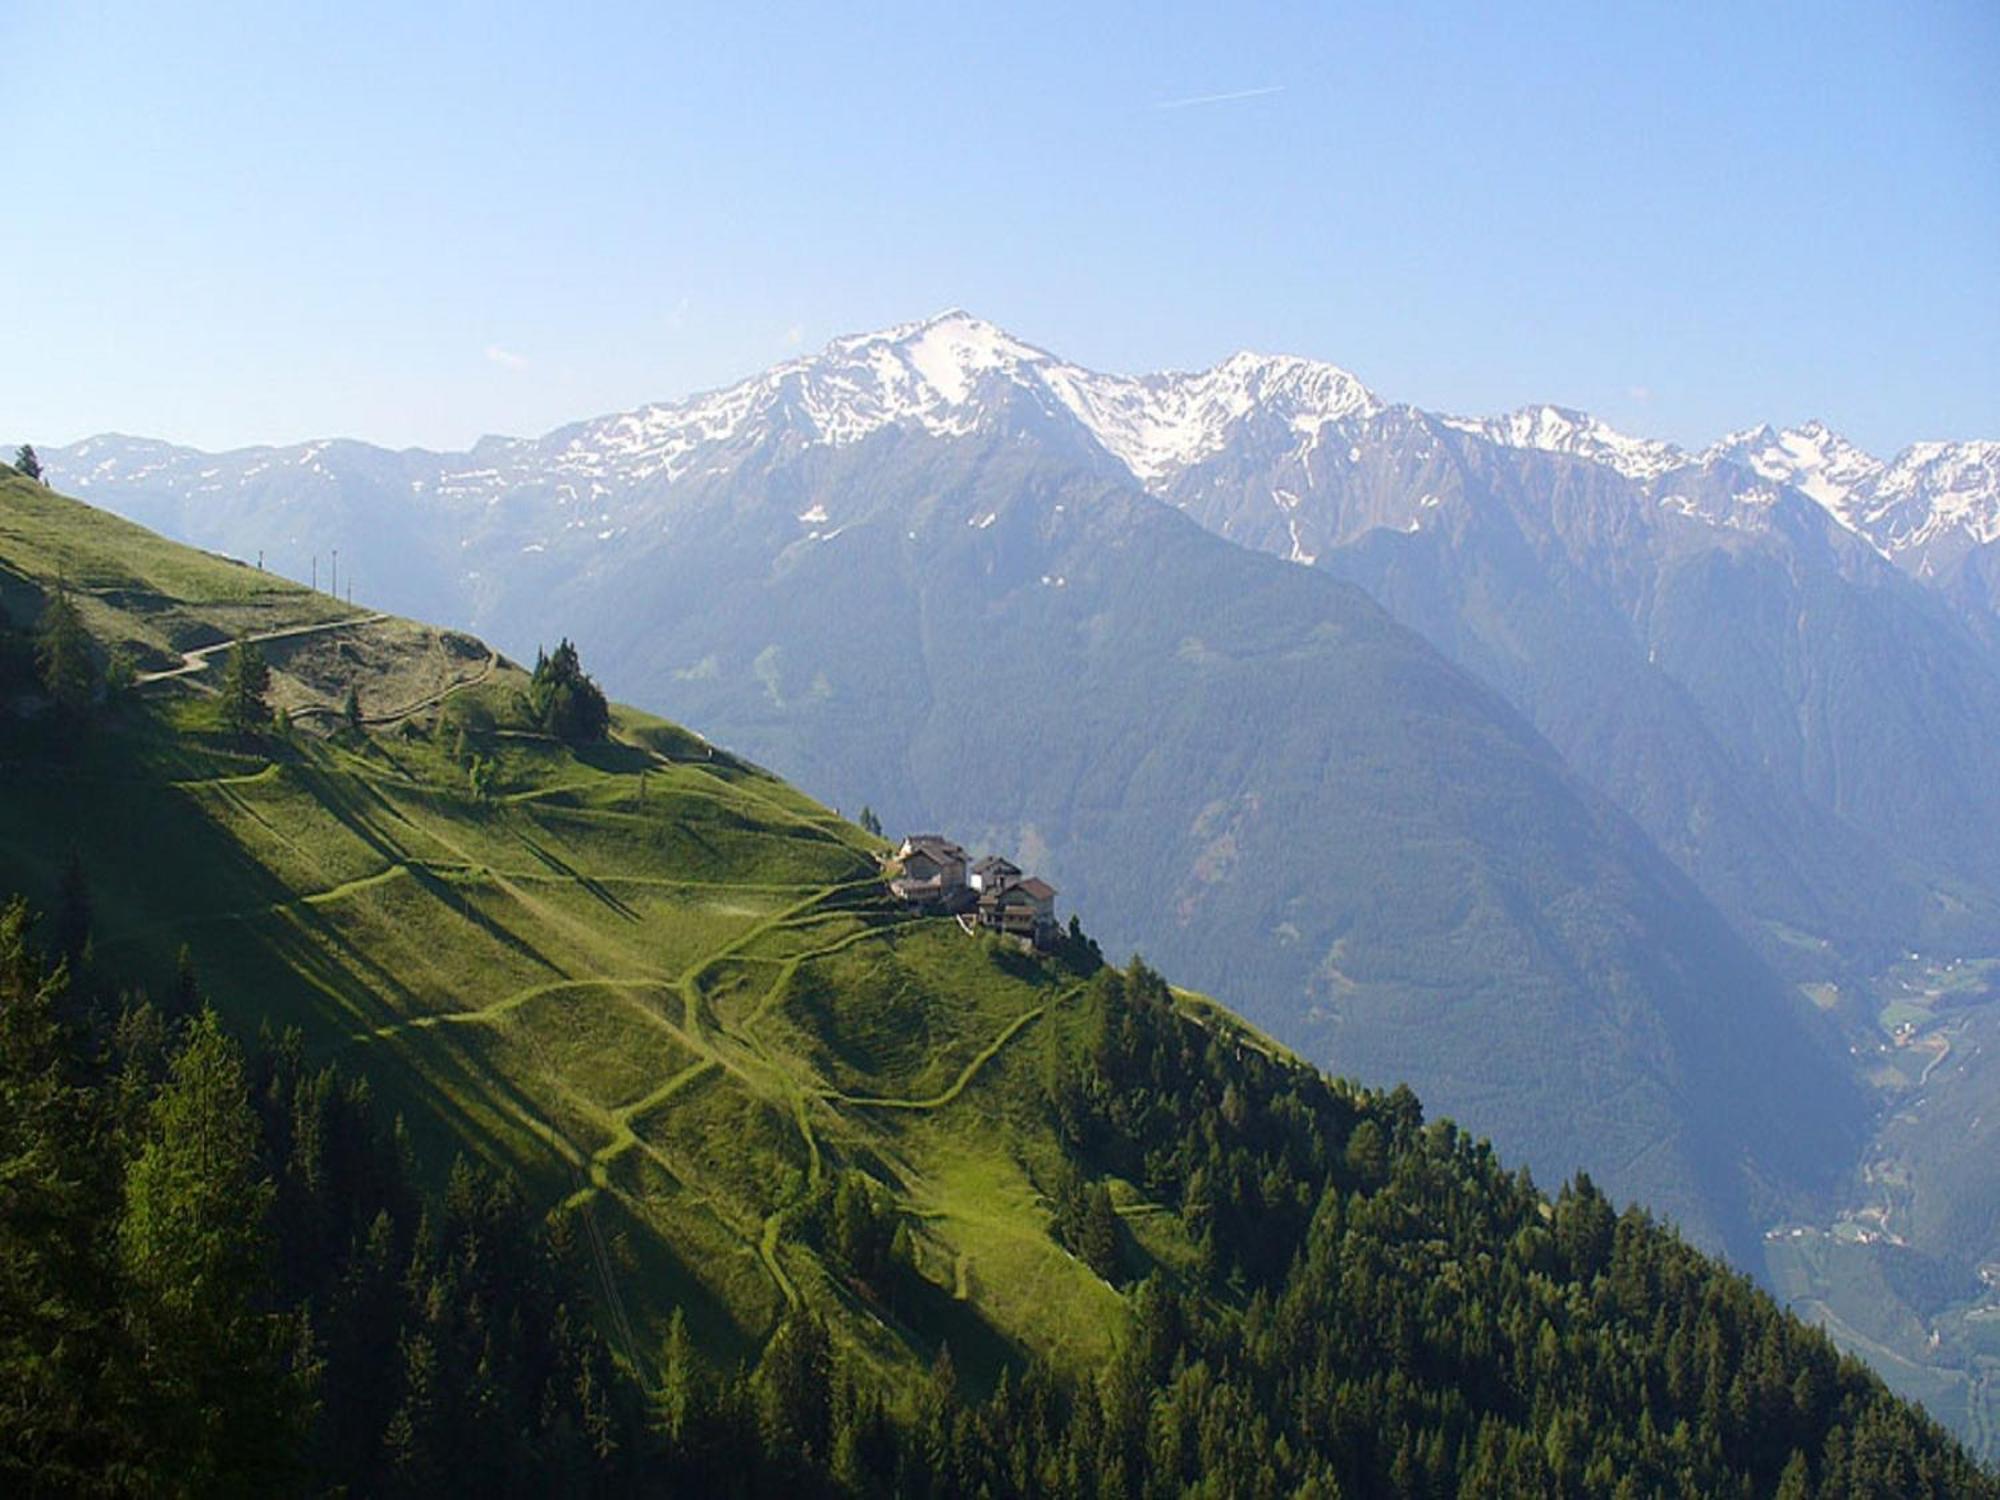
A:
971;855;1021;876
902;834;967;861
980;875;1055;908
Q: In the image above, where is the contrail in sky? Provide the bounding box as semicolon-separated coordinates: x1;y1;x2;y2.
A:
1152;84;1286;111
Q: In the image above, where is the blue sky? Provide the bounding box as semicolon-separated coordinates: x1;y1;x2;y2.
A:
5;1;1995;455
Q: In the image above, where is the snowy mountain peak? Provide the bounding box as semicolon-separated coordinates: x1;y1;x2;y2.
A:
1039;348;1381;487
1441;403;1685;482
1875;440;2000;553
832;308;1056;408
48;311;1999;592
1702;421;1885;525
586;312;1391;492
1696;423;2000;559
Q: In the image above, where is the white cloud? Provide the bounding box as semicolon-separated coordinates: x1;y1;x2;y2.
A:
485;344;530;371
784;324;805;347
1627;385;1654;403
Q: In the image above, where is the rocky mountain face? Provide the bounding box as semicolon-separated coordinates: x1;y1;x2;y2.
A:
1107;385;2000;985
43;311;1998;1266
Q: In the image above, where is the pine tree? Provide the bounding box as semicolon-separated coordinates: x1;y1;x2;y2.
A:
217;639;272;735
118;1009;296;1490
857;805;883;838
831;1171;890;1287
13;444;42;482
0;898;119;1489
103;645;136;699
1080;1180;1121;1280
654;1308;704;1447
343;682;363;733
527;637;609;742
34;588;97;718
1774;1447;1812;1499
755;1311;832;1468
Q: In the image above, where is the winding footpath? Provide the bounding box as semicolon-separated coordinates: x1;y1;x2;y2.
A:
134;611;387;685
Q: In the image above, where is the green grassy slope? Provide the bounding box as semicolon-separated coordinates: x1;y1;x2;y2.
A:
7;475;1997;1491
0;474;1239;1382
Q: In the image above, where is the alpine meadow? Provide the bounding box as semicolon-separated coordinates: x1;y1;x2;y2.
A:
6;3;1999;1494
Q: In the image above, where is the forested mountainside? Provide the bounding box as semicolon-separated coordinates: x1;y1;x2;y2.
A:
2;475;1991;1494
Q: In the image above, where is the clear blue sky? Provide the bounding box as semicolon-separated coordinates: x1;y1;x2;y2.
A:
5;2;1995;456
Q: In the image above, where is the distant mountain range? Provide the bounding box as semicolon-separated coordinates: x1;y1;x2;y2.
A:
39;313;2000;1281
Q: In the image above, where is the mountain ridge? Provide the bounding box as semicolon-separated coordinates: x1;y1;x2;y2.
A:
45;309;1999;602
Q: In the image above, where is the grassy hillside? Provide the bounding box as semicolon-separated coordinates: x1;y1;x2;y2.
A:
0;473;1216;1383
4;474;1994;1494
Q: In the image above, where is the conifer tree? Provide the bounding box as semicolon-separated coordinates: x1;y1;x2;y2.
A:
755;1311;832;1470
0;898;118;1488
34;588;97;718
1079;1180;1121;1280
119;1010;296;1489
527;637;609;742
12;444;42;482
217;639;271;735
103;645;136;699
654;1308;704;1447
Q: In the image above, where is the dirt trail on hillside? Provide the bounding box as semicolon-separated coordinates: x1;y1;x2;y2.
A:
135;612;387;686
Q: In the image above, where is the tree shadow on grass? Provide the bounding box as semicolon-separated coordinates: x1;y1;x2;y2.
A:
515;830;642;921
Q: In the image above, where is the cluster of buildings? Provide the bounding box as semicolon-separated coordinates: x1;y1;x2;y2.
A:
889;834;1059;946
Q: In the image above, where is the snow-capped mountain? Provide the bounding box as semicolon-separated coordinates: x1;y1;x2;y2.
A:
49;308;1995;593
1704;422;2000;571
50;309;1385;524
40;310;2000;993
1438;404;1685;483
1420;401;2000;583
525;309;1392;505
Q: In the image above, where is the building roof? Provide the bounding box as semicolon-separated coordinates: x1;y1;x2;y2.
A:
980;874;1056;908
900;834;967;862
971;855;1021;876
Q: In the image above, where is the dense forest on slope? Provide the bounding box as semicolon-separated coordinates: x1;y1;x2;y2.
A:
2;902;1990;1496
0;475;1991;1492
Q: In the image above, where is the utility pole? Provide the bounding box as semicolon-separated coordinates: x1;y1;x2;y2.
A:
311;554;317;591
257;549;263;571
331;548;339;600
